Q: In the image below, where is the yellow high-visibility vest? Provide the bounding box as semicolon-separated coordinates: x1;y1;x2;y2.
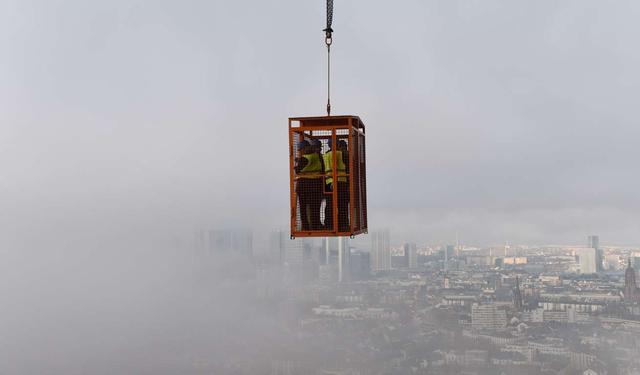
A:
299;153;322;177
323;150;347;184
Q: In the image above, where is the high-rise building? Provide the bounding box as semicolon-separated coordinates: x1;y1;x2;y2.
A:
270;229;304;274
442;244;454;272
370;230;391;272
604;254;621;271
587;235;599;250
624;258;640;303
404;242;418;268
270;229;287;265
631;254;640;271
338;237;350;283
209;229;253;256
350;251;370;281
195;229;254;279
588;235;603;272
578;248;597;274
445;244;455;259
471;303;507;330
316;237;350;283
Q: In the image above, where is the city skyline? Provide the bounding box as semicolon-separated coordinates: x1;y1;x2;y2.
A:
3;0;640;373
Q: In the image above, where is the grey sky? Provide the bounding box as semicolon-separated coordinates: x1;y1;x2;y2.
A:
2;0;640;247
2;1;640;373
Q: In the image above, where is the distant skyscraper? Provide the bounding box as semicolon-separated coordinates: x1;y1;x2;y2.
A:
605;254;621;271
196;229;254;279
370;230;391;272
404;243;418;268
588;235;603;272
350;251;370;280
209;229;253;256
588;235;599;250
631;254;640;272
442;244;454;272
578;247;597;274
270;230;286;265
338;237;350;283
285;239;305;269
270;229;303;269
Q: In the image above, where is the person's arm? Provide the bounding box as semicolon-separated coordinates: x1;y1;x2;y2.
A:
342;152;349;168
294;157;308;174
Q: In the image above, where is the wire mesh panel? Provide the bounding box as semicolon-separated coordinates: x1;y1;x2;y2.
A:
289;116;367;238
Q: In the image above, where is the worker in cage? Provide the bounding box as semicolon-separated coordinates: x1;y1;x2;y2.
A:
294;139;324;231
311;139;327;228
323;139;350;232
311;139;326;174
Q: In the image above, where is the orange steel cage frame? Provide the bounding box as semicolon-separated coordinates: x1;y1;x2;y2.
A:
289;115;368;238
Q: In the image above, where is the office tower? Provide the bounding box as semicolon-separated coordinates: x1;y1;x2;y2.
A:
269;229;287;266
270;229;304;269
605;254;620;271
588;235;599;250
404;242;418;268
209;229;253;256
442;244;454;272
631;254;640;271
286;239;305;269
370;229;391;272
588;235;603;272
578;247;597;274
471;303;507;330
338;237;350;282
350;251;371;280
446;244;455;259
319;238;329;265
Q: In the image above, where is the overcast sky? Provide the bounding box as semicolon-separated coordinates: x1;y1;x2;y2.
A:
2;0;640;248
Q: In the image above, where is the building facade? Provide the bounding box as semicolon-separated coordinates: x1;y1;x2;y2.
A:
578;248;597;274
371;230;391;272
471;303;507;330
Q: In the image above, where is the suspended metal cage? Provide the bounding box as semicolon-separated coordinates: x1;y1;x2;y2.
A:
289;115;367;238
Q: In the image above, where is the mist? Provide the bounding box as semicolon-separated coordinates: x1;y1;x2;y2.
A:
2;0;640;374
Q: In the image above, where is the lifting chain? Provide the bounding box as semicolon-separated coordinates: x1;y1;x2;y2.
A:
323;0;333;116
324;0;333;43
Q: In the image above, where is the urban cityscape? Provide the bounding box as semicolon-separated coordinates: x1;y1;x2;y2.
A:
187;229;640;375
5;1;640;374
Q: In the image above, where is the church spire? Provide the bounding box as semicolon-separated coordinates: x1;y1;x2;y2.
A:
513;276;524;311
624;257;638;303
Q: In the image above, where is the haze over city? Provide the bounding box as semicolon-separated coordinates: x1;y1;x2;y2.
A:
2;1;640;374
